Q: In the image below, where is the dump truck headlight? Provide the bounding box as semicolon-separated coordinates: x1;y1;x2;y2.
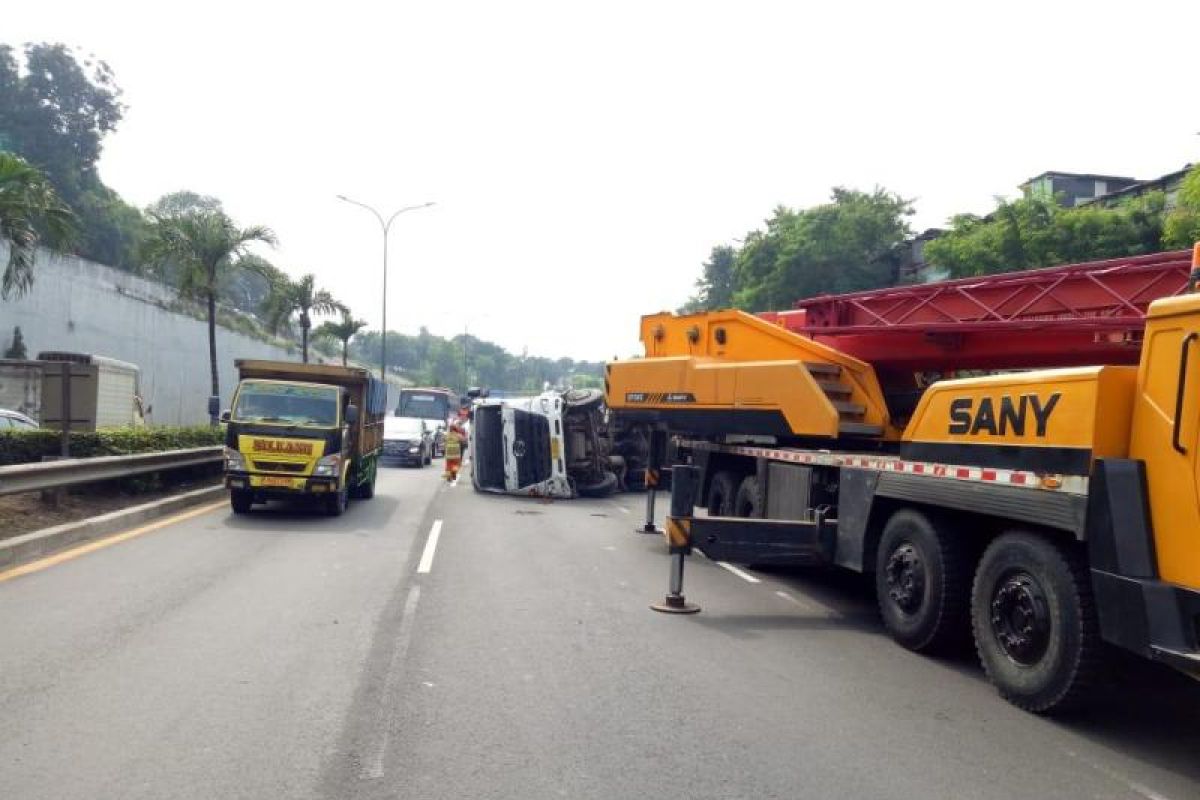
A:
224;447;246;471
314;454;341;477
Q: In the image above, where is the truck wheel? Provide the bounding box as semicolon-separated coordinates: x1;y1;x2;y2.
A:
876;509;972;653
354;474;376;500
230;490;253;515
707;471;738;516
563;388;604;410
577;470;618;498
734;475;765;518
971;532;1102;714
325;487;348;516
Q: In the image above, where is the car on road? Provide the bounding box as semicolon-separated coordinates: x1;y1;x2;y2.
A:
383;415;433;467
0;409;38;430
396;387;456;456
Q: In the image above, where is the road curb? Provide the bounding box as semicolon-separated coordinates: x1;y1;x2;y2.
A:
0;484;225;570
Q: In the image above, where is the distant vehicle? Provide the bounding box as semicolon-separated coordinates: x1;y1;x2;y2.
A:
0;409;38;430
383;416;433;467
470;388;621;498
34;352;147;429
396;387;457;456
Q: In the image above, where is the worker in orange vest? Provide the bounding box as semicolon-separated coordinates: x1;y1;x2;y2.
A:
443;420;466;483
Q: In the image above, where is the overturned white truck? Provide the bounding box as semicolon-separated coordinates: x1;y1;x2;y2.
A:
469;388;643;499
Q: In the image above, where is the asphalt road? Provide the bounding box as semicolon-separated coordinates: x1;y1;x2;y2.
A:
1;463;1199;799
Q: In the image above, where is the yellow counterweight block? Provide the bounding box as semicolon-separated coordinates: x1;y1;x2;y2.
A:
901;366;1137;472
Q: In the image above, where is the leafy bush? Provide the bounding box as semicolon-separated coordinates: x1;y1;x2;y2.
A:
0;426;224;466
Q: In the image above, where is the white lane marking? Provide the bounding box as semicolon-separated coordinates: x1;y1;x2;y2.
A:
776;588;839;615
775;590;826;615
362;585;421;780
416;520;443;574
716;561;761;584
1063;749;1175;800
617;506;630;515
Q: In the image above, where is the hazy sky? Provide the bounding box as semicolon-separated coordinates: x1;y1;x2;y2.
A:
8;1;1199;360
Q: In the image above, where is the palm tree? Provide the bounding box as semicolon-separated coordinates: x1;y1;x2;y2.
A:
316;310;367;366
0;152;76;299
262;273;343;364
144;209;277;401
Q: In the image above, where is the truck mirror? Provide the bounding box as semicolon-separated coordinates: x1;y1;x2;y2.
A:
220;409;231;424
345;404;360;425
207;395;220;418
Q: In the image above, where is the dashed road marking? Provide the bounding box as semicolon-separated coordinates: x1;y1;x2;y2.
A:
716;560;761;584
361;585;421;779
775;589;828;615
416;520;443;574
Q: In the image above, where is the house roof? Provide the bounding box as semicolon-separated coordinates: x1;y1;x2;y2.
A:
1020;170;1139;188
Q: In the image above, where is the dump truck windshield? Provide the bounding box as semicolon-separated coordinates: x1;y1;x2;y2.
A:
233;382;339;427
397;391;450;422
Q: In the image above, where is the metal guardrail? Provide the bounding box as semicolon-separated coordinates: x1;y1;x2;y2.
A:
0;446;223;497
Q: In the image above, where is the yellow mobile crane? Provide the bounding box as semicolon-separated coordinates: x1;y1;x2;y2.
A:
606;246;1200;712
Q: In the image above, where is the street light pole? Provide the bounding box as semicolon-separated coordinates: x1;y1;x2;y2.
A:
336;195;435;380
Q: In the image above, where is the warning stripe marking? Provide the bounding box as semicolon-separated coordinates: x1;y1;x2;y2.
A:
689;441;1088;495
666;517;691;548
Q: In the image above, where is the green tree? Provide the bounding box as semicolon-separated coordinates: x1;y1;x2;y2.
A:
0;44;138;268
680;245;737;312
0;152;76;299
925;192;1169;278
316;311;367;366
262;273;343;363
0;44;124;200
1164;164;1200;249
143;209;277;399
731;188;914;310
146;191;223;219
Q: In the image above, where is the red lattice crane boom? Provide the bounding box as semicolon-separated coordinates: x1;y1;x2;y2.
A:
759;249;1194;372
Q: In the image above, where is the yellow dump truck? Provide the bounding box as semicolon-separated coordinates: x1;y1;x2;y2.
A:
222;360;386;516
607;245;1200;713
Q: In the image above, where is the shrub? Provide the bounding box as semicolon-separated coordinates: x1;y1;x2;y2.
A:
0;426;224;466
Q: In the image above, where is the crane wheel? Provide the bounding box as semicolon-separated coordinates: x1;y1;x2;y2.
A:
971;532;1103;714
875;509;972;653
734;475;765;518
707;471;739;516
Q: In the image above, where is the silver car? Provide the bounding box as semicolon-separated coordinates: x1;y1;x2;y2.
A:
0;409;38;430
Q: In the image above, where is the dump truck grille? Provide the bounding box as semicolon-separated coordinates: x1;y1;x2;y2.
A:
252;460;307;473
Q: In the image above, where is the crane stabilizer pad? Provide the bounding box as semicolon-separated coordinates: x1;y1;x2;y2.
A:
650;595;700;614
665;517;692;554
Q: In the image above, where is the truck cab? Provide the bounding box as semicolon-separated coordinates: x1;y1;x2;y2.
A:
470;388;620;498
